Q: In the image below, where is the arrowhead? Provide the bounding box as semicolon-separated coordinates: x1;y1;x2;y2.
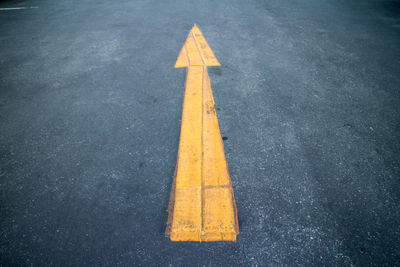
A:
175;24;220;68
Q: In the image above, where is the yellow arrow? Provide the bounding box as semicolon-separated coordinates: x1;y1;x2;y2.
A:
166;24;239;242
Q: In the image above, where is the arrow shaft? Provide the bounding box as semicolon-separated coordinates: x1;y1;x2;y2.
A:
168;66;238;241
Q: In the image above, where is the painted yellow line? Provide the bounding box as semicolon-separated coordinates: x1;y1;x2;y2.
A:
166;25;239;242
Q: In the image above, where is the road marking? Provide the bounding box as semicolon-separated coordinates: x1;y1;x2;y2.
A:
0;7;38;11
166;24;239;242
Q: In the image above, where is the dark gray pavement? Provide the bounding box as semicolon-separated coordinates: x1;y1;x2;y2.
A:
1;0;399;265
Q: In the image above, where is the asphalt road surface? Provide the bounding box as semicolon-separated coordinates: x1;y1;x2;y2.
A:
1;0;399;266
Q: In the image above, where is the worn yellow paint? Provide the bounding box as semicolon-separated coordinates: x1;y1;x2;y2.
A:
166;25;239;242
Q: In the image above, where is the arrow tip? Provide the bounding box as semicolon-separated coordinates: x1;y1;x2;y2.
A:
175;24;220;68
